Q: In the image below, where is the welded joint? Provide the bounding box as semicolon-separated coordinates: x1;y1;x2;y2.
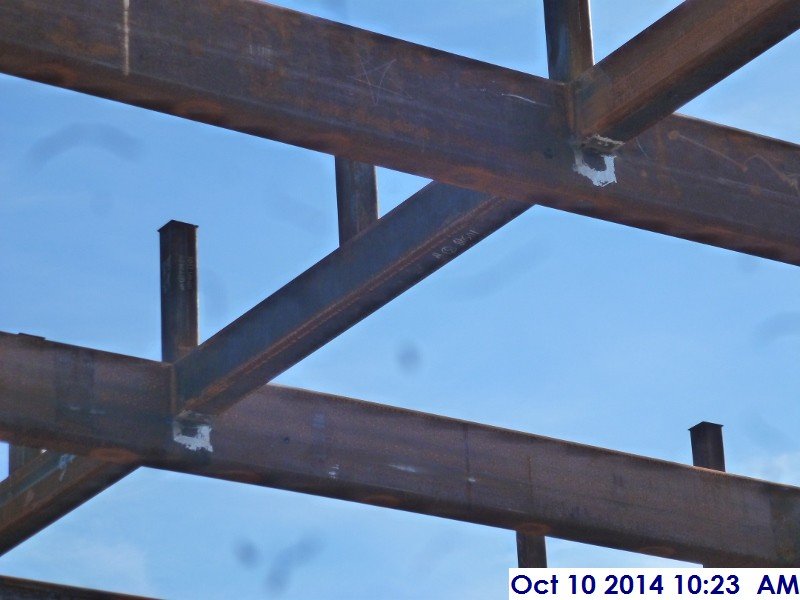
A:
172;412;213;452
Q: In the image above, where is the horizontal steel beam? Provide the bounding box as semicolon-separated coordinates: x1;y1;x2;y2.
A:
0;332;171;453
573;0;800;149
0;332;161;552
174;183;528;414
1;1;800;265
0;332;798;567
0;573;156;599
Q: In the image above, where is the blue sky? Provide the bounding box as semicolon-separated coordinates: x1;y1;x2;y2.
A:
1;1;799;598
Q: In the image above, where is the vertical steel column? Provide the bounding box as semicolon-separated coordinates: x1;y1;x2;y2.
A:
515;0;595;567
517;531;548;568
689;421;725;568
690;422;725;472
159;220;199;362
543;0;594;82
334;158;378;244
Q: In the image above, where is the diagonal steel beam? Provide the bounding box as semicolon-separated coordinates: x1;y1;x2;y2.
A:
573;0;800;150
2;1;800;265
174;183;528;415
0;332;799;567
0;452;133;555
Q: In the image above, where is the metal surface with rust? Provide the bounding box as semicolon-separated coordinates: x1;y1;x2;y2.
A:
1;332;799;567
0;222;202;554
7;446;40;475
0;332;168;553
335;158;378;244
690;422;726;473
0;573;158;599
159;220;199;363
573;0;800;148
174;183;529;415
0;452;131;556
1;1;800;264
0;184;526;553
543;0;594;83
0;0;799;582
690;421;727;568
517;531;548;568
0;332;171;454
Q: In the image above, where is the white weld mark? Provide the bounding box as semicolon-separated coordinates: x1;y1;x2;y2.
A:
389;464;418;474
501;93;550;107
173;420;213;452
467;476;477;484
122;0;130;76
58;454;76;482
573;148;617;187
328;464;340;479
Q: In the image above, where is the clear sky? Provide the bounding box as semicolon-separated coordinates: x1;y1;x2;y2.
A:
1;1;799;598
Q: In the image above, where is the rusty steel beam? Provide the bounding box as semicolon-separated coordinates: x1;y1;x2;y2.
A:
1;1;800;265
0;229;176;552
543;0;593;82
0;185;527;551
0;451;132;555
174;183;528;415
0;573;157;599
0;332;170;458
335;158;379;244
0;333;798;566
0;223;202;555
573;0;800;150
7;335;45;476
0;186;525;550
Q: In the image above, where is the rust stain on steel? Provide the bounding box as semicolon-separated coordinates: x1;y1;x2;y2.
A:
2;1;800;264
573;0;800;146
1;335;800;565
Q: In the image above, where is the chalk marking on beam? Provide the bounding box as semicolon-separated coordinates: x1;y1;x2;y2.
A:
57;454;76;482
501;93;551;108
573;148;616;187
172;415;213;452
388;464;419;474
